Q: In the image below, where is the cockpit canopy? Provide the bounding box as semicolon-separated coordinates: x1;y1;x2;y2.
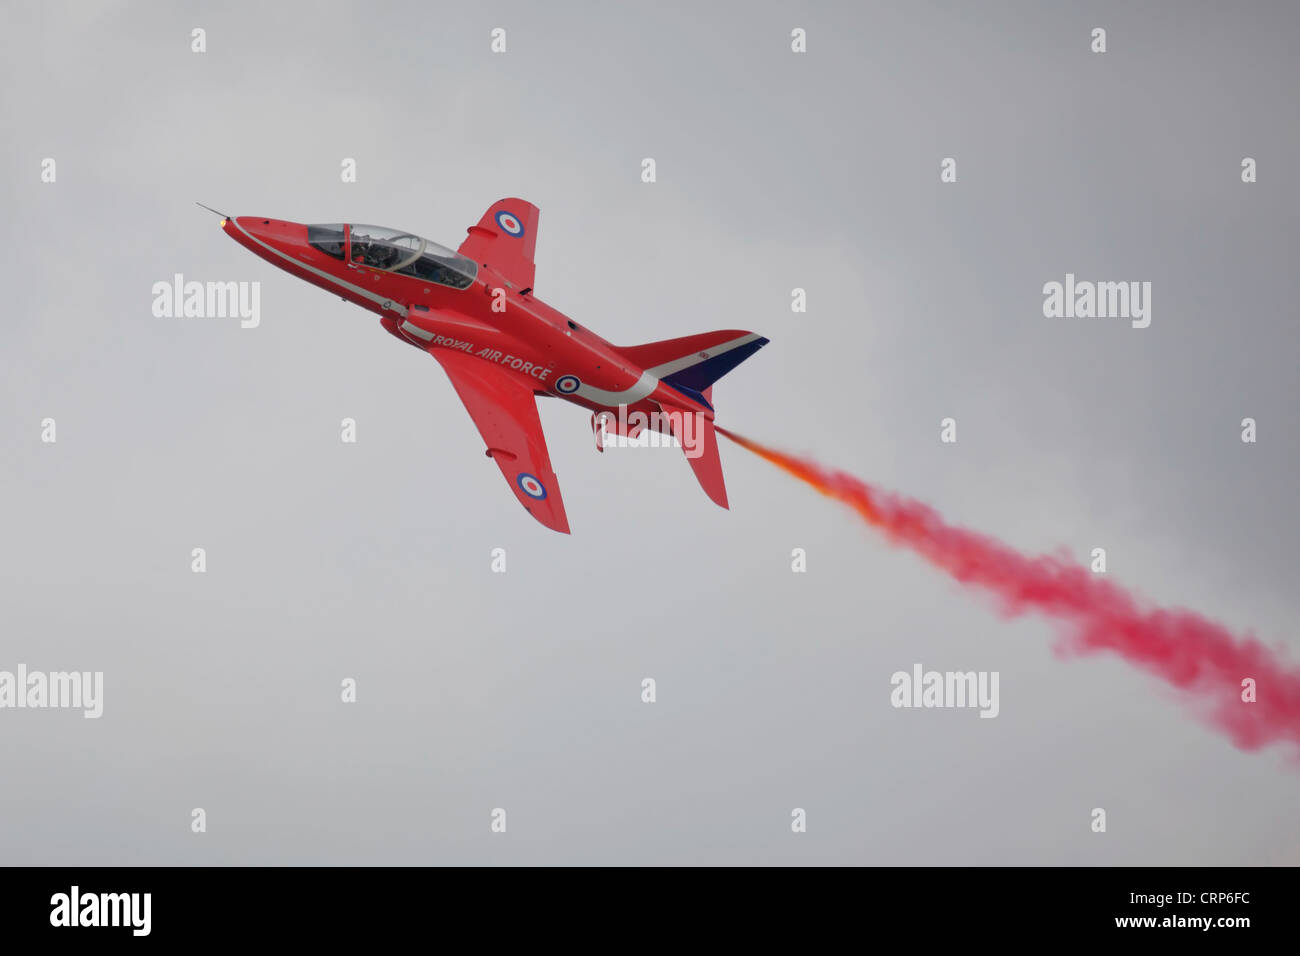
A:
307;223;478;290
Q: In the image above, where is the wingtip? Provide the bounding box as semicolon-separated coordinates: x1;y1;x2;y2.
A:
524;504;571;534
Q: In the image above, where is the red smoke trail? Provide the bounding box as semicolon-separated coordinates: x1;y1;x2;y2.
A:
716;427;1300;756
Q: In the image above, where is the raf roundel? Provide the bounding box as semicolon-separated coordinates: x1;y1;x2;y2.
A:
555;374;581;394
495;210;524;237
516;472;547;500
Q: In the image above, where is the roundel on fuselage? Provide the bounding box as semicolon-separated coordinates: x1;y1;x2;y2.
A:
495;210;524;237
555;375;581;394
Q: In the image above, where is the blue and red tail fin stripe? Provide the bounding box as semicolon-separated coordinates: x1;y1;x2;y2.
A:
663;382;714;410
660;337;768;394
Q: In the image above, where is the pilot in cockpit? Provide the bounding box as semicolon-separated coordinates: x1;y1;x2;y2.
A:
352;240;397;270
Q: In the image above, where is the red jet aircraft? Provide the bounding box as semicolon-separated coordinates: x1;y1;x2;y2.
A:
217;199;767;533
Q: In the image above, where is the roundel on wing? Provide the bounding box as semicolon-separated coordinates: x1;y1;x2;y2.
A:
516;472;547;499
555;375;581;394
495;210;524;237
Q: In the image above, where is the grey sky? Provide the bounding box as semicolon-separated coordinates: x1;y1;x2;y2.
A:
2;0;1298;864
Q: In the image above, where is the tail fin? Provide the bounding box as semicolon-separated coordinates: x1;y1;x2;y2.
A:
618;331;768;408
625;330;768;511
657;404;729;508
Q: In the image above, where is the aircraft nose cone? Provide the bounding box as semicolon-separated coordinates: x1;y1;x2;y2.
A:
226;218;309;254
233;217;304;240
234;216;272;239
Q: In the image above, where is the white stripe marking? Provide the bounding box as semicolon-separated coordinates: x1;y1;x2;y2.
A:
645;333;762;378
570;333;760;406
573;371;658;406
400;320;434;341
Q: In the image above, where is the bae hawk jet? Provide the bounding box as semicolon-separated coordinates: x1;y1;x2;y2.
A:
216;199;767;533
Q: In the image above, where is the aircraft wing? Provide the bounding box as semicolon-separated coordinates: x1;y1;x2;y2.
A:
457;198;539;292
427;347;570;534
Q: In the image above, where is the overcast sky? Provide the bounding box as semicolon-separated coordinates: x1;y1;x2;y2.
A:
2;0;1298;864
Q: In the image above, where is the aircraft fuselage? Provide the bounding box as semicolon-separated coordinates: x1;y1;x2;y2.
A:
221;216;706;424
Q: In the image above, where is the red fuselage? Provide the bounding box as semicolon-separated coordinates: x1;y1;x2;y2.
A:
221;216;710;425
